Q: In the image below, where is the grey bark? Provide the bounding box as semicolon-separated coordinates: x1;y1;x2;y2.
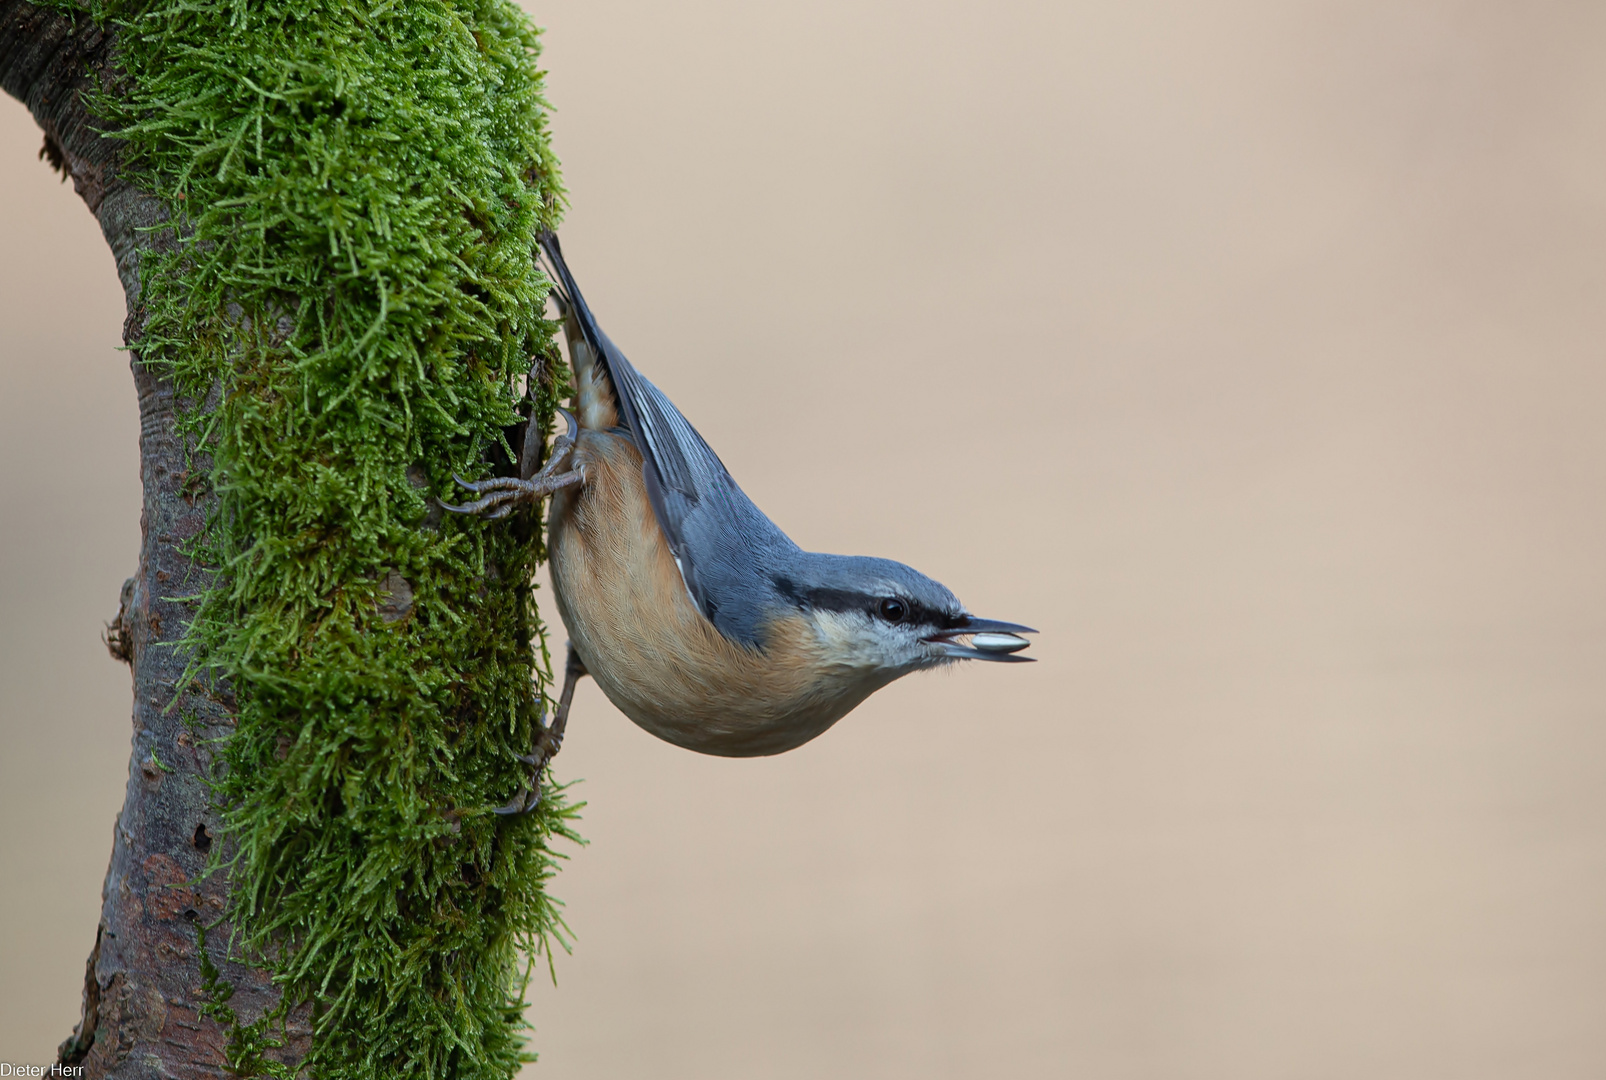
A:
0;3;305;1075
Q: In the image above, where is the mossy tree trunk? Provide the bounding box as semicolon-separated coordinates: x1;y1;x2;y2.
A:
1;2;577;1077
2;5;297;1074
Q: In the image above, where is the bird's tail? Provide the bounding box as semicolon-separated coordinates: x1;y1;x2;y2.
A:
538;231;618;430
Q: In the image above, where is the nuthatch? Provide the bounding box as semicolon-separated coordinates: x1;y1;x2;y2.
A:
447;233;1034;813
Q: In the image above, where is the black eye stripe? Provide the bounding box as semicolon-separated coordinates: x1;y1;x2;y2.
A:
772;576;962;629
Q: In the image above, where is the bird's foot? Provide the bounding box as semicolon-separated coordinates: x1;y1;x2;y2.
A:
490;712;573;819
523;408;578;480
441;468;583;519
490;727;562;816
442;409;582;519
492;645;586;817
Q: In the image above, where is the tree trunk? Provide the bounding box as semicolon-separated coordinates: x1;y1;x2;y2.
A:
2;0;576;1072
1;3;307;1076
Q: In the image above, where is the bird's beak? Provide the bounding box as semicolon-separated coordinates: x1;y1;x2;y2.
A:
926;616;1037;662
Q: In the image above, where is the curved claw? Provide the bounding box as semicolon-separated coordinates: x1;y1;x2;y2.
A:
440;489;517;515
492;787;538;816
554;407;578;444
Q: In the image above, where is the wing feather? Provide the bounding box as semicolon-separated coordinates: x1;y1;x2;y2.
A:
539;233;791;645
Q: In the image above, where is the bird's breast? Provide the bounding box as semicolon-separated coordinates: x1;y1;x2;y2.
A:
548;429;885;756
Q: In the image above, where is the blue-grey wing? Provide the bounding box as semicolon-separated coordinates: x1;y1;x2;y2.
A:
540;233;791;647
597;329;794;646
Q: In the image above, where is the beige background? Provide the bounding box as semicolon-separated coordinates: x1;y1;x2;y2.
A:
4;1;1606;1075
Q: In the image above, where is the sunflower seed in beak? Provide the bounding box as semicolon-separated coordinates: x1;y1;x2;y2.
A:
971;632;1030;655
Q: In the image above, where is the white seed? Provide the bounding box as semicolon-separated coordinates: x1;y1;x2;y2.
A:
972;632;1030;654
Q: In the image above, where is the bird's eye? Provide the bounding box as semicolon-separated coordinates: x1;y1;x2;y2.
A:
878;598;907;623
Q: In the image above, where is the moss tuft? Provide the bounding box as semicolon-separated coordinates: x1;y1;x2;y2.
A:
73;0;582;1073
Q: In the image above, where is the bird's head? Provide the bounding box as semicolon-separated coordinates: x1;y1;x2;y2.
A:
771;554;1034;678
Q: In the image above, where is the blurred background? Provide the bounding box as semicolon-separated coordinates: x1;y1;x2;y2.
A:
4;1;1606;1076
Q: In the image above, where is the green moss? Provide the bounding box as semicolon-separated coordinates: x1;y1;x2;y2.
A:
197;922;298;1079
75;0;583;1074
